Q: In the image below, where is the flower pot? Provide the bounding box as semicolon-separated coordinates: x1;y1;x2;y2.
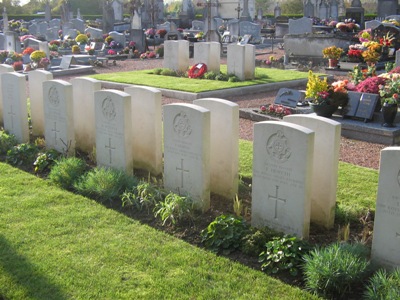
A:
310;103;338;118
328;59;339;68
381;103;398;127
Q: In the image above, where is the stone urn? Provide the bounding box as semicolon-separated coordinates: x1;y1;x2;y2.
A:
381;103;398;127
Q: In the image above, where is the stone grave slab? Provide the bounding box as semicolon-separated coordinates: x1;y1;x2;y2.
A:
251;121;314;238
371;147;400;269
288;17;312;35
193;42;221;73
283;114;341;229
365;19;382;29
355;93;379;121
59;55;78;69
0;64;14;126
94;90;133;174
274;88;303;108
28;70;54;136
1;73;29;143
43;80;75;155
71;18;85;33
343;91;360;117
194;98;239;200
163;40;189;73
239;21;261;41
109;31;126;46
85;27;103;40
163;103;210;212
72;77;101;154
124;85;163;175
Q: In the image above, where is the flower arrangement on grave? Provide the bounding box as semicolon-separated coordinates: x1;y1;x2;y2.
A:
382;18;400;27
20;35;36;42
71;45;81;54
105;35;114;44
195;31;204;40
145;28;156;37
355;76;387;94
109;41;117;49
378;75;400;105
156;29;167;38
336;19;360;32
188;63;207;79
156;46;164;58
128;41;136;49
322;46;344;60
259;104;292;119
38;57;50;69
22;47;35;56
75;33;89;44
13;61;23;71
107;49;117;55
218;25;226;32
30;50;46;63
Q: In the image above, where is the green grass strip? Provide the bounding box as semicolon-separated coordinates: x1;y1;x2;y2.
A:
89;66;311;93
0;162;318;300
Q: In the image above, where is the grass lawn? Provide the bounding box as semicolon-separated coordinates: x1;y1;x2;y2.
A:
89;66;312;93
0;162;319;300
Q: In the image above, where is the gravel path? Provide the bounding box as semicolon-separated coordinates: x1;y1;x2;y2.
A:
55;50;387;170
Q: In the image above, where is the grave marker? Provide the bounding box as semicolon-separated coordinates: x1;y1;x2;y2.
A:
1;73;29;143
43;80;75;155
163;103;210;212
72;77;101;153
0;64;14;126
227;44;255;80
94;90;133;174
251;121;314;238
193;42;221;73
371;147;400;269
28;70;54;136
274;88;303;108
284;114;341;229
194;98;239;200
124;85;163;175
288;17;313;35
163;40;189;72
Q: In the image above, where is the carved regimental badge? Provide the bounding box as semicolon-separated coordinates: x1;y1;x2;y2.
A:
266;130;291;163
102;96;116;121
48;86;60;107
173;111;192;138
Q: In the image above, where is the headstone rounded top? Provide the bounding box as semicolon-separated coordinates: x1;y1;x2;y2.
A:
351;0;362;7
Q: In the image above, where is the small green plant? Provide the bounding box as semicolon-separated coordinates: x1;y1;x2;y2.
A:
201;214;249;255
48;157;87;190
215;73;229;81
228;75;240;82
6;143;39;167
152;68;163;75
303;242;370;298
203;71;218;80
33;149;61;174
160;68;177;76
156;46;164;57
74;167;138;203
154;192;194;225
364;268;400;300
232;194;243;217
241;227;280;257
0;131;18;155
121;180;164;213
259;235;310;276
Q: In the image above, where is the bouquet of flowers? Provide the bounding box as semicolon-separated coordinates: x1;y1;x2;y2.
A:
379;76;400;105
322;46;344;59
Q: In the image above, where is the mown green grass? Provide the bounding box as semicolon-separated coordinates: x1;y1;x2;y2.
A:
89;65;311;93
0;162;319;300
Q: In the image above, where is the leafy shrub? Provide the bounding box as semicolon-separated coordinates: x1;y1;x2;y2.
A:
48;157;87;190
241;227;281;257
201;214;249;255
71;45;80;54
33;149;61;174
364;268;400;300
0;131;18;155
303;242;370;298
121;180;165;213
152;68;163;75
156;46;164;57
203;71;218;80
215;73;229;81
6;144;39;167
74;167;138;203
154;192;194;225
259;235;310;276
228;75;240;82
160;68;177;76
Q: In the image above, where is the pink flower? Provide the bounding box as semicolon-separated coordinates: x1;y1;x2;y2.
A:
275;105;284;114
268;104;275;112
260;105;267;112
394;93;399;99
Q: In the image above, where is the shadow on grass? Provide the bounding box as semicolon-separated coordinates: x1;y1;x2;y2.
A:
0;235;67;300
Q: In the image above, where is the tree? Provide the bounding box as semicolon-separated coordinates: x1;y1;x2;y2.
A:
255;0;274;15
280;0;303;14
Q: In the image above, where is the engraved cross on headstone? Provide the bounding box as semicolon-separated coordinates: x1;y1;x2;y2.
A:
268;185;286;219
176;158;189;188
8;105;16;129
51;122;60;145
396;232;400;238
105;137;116;164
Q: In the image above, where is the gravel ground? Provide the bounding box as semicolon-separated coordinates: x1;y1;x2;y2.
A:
55;48;387;170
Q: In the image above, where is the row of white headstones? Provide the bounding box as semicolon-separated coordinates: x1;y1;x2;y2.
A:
0;64;398;270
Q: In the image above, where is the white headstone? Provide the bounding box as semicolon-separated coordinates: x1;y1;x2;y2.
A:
163;40;190;73
71;18;85;33
193;42;221;73
28;70;54;136
124;85;163;175
109;31;126;46
227;44;255;80
1;73;29;143
193;98;239;200
43;80;75;155
0;64;14;126
251;121;315;238
94;90;133;174
85;27;103;40
371;147;400;269
396;50;400;67
283;114;341;229
163;103;210;212
71;77;101;154
112;0;124;22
